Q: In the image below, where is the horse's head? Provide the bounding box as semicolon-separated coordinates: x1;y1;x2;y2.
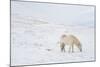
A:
62;34;67;38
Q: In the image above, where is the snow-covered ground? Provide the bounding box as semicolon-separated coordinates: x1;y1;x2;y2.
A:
11;16;95;66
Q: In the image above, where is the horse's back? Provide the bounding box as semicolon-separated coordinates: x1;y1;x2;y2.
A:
61;34;74;45
69;35;81;45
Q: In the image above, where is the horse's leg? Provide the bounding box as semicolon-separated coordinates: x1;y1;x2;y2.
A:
60;44;63;52
80;46;82;52
72;44;74;53
63;46;66;52
61;47;63;52
61;47;64;52
68;45;71;53
61;45;63;52
63;43;66;52
61;43;65;52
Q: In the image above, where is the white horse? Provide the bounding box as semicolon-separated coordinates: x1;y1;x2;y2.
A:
59;34;82;52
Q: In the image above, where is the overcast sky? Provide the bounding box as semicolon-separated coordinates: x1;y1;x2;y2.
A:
11;1;95;27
